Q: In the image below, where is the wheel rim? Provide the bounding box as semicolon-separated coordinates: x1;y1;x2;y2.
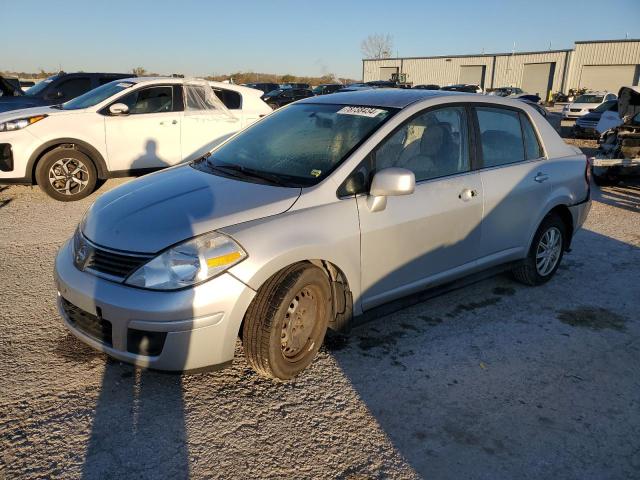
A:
281;285;322;362
48;158;89;196
536;226;562;276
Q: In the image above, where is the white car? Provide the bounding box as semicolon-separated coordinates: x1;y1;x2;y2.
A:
0;77;272;200
562;91;617;120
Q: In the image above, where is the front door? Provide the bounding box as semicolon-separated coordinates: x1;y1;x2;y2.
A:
358;105;483;310
104;85;181;171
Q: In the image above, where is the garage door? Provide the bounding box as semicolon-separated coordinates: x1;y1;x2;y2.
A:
459;65;485;87
522;63;555;98
580;65;639;93
379;67;398;81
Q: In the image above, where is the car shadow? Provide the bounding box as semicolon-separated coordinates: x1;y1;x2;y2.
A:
592;178;640;213
78;170;215;479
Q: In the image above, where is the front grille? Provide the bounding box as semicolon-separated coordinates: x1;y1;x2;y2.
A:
85;247;152;279
61;297;112;347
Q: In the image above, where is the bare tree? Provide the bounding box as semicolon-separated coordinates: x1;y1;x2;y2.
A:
131;67;147;76
360;34;394;59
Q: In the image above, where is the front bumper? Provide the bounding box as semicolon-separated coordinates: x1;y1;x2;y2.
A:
0;129;40;183
54;240;256;371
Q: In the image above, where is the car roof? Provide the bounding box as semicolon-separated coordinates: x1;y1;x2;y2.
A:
298;88;466;108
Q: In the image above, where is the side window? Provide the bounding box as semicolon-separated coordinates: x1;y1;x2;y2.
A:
520;113;544;160
374;106;470;182
476;107;525;167
213;88;241;109
118;86;173;114
57;77;92;99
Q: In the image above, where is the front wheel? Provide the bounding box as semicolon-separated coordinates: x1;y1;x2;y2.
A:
35;148;97;201
512;214;566;286
242;263;332;380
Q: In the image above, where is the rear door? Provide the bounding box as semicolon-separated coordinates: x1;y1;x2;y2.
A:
473;105;549;260
104;84;181;170
358;105;484;309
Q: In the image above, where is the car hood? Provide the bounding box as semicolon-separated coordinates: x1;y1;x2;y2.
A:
577;111;602;122
82;164;302;253
617;86;640;122
0;96;48;113
0;104;79;121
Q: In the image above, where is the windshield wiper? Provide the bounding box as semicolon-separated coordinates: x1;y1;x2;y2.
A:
214;163;289;187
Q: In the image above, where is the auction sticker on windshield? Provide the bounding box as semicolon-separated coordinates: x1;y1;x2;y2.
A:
337;106;387;117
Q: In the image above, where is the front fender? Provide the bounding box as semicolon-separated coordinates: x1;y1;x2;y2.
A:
223;199;363;314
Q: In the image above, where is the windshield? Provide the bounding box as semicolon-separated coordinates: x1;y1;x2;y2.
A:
61;80;135;110
199;103;395;186
575;94;604;104
264;89;284;97
24;75;58;96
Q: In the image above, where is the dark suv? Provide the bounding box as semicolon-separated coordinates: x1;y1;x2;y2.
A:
312;84;343;95
0;72;132;113
242;82;280;95
261;88;314;109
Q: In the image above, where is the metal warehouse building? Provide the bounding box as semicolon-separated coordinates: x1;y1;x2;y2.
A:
362;39;640;98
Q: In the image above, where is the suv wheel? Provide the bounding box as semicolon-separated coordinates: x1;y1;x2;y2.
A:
512;214;566;286
242;263;331;380
35;148;97;201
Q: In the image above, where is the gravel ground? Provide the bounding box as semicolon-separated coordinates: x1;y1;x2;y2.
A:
1;140;639;480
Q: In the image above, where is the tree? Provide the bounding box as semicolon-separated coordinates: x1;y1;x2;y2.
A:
131;67;147;76
280;74;295;83
360;34;394;59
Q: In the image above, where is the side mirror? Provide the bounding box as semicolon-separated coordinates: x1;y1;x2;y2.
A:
367;167;415;212
109;103;129;115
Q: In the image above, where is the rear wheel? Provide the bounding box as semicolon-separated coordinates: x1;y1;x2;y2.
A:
35;148;97;201
512;214;566;286
242;263;332;380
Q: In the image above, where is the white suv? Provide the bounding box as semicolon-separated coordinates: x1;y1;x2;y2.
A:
0;77;272;200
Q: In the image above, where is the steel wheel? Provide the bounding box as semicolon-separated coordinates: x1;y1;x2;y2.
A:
536;226;562;276
48;158;90;196
281;285;322;362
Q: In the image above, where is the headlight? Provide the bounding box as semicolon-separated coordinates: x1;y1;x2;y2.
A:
125;231;247;290
0;114;47;132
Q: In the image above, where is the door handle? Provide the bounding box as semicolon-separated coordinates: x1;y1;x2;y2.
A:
534;172;549;183
458;188;478;202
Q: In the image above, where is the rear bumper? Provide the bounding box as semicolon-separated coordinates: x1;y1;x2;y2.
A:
54;240;257;371
592;157;640;168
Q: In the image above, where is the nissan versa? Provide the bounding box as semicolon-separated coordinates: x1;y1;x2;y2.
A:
55;89;591;380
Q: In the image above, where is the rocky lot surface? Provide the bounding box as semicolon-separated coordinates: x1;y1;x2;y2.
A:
1;140;639;479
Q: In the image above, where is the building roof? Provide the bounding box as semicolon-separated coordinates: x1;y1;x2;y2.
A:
298;88;465;109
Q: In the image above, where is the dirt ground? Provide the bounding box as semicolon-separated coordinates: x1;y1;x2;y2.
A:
1;139;639;480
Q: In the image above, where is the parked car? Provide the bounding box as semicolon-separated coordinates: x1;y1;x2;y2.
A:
518;99;561;133
413;84;441;90
54;89;591;380
571;100;618;138
0;76;23;97
312;84;343;95
282;83;310;89
440;84;483;93
242;82;280;95
591;86;640;184
366;80;398;88
0;77;272;200
562;91;617;119
0;72;132;113
261;88;313;109
337;83;372;92
488;87;524;97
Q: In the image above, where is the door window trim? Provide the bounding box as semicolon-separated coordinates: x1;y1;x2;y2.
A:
337;102;478;198
470;103;547;171
100;84;177;116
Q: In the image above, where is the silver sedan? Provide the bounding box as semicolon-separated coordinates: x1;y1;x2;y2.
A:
55;89;591;379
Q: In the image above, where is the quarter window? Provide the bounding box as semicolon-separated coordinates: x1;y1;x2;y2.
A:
374;106;470;182
118;86;173;114
476;107;525;167
520;113;544;159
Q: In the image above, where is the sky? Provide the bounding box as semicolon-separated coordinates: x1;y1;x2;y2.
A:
3;0;640;80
